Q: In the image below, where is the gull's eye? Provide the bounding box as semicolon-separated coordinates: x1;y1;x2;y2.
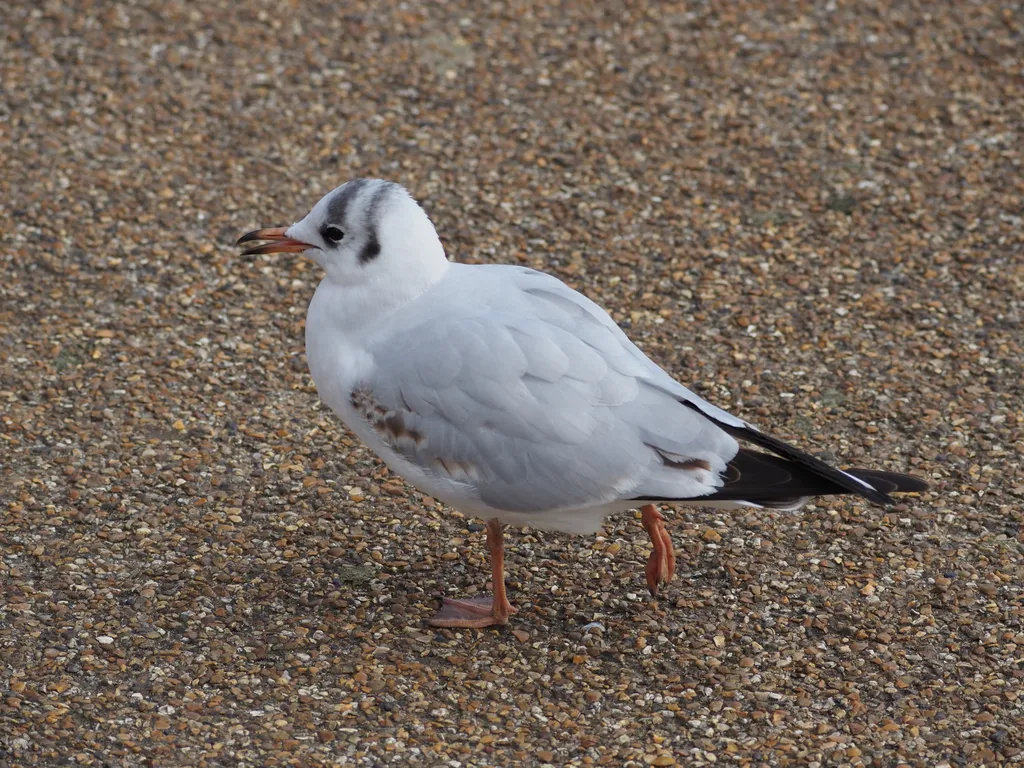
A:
321;225;345;245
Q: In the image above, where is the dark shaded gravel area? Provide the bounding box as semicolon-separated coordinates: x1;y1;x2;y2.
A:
2;1;1022;765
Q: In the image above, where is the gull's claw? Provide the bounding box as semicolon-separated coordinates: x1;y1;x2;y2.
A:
641;504;676;595
428;596;518;628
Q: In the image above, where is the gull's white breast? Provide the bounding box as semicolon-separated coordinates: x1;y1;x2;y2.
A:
304;275;500;518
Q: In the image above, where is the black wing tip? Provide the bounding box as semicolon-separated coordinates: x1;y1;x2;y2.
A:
658;401;931;509
844;469;930;501
902;477;930;493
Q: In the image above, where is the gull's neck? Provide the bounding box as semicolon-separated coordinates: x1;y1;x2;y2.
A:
317;262;449;332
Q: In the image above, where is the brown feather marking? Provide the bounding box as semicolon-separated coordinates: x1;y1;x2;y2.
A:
433;456;479;482
350;388;426;449
352;387;479;478
646;443;712;472
671;457;712;472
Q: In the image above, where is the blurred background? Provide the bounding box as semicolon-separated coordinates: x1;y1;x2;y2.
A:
2;1;1022;766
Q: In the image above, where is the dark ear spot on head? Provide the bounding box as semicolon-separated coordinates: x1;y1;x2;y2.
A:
359;236;381;264
326;178;368;224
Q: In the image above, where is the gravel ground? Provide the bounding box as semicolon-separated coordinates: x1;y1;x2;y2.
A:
2;1;1023;766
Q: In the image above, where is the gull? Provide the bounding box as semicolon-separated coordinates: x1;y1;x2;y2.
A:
238;179;927;628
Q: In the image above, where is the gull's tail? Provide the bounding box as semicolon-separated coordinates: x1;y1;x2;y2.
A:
637;400;929;511
636;447;928;511
696;448;928;511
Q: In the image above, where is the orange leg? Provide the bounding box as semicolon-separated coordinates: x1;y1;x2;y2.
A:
428;519;518;628
641;504;676;595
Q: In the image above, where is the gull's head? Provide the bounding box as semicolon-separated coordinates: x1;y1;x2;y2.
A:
237;179;449;289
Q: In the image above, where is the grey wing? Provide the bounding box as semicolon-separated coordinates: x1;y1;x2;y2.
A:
358;273;739;514
510;268;751;429
505;269;897;505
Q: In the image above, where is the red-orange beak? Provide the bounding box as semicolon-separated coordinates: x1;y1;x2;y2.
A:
236;227;316;256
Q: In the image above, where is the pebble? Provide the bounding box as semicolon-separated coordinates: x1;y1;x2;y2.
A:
2;2;1019;767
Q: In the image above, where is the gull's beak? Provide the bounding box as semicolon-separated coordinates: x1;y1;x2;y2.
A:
236;226;315;256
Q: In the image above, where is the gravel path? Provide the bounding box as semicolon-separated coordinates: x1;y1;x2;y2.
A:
2;1;1022;765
